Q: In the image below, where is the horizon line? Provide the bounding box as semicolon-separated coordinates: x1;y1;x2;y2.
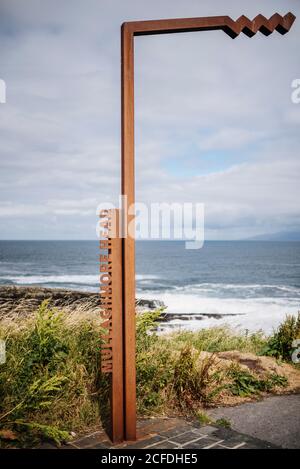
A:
0;239;299;242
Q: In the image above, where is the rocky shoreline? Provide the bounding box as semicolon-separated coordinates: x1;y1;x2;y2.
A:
0;285;243;322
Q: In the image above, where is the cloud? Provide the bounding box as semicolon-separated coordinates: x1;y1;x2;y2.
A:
198;128;263;151
0;0;299;239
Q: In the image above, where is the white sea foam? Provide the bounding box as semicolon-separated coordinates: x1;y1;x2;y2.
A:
2;274;99;285
138;291;300;334
171;283;300;296
2;273;299;334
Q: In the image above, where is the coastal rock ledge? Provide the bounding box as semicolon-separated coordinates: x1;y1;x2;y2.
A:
0;286;165;320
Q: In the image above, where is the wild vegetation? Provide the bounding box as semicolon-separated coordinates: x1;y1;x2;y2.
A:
0;303;299;447
261;313;300;361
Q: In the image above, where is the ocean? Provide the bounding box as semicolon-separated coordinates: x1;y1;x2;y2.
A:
0;240;299;333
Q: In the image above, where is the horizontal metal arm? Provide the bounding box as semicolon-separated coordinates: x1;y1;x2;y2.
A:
122;12;296;38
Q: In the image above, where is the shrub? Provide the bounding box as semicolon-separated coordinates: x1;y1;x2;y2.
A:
0;301;103;446
136;310;174;413
263;313;300;361
173;347;225;409
227;364;287;397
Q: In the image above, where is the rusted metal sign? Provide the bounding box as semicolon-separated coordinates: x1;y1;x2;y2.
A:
99;209;124;442
100;12;296;443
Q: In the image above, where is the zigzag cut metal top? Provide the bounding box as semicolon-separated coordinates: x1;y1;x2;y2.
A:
124;12;296;38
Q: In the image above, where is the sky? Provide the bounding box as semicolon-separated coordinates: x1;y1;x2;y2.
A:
0;0;299;240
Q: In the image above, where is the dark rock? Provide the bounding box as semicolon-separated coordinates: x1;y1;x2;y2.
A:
159;312;244;322
0;285;166;320
0;286;243;323
0;285;100;319
136;298;166;310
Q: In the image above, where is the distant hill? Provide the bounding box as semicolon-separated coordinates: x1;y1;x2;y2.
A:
246;231;300;241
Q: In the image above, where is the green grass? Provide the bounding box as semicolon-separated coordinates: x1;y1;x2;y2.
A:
170;326;267;354
215;418;231;428
197;411;212;425
0;304;297;446
0;301;107;446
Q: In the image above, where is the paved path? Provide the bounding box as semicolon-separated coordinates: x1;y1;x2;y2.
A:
208;394;300;449
41;417;279;450
40;395;300;449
